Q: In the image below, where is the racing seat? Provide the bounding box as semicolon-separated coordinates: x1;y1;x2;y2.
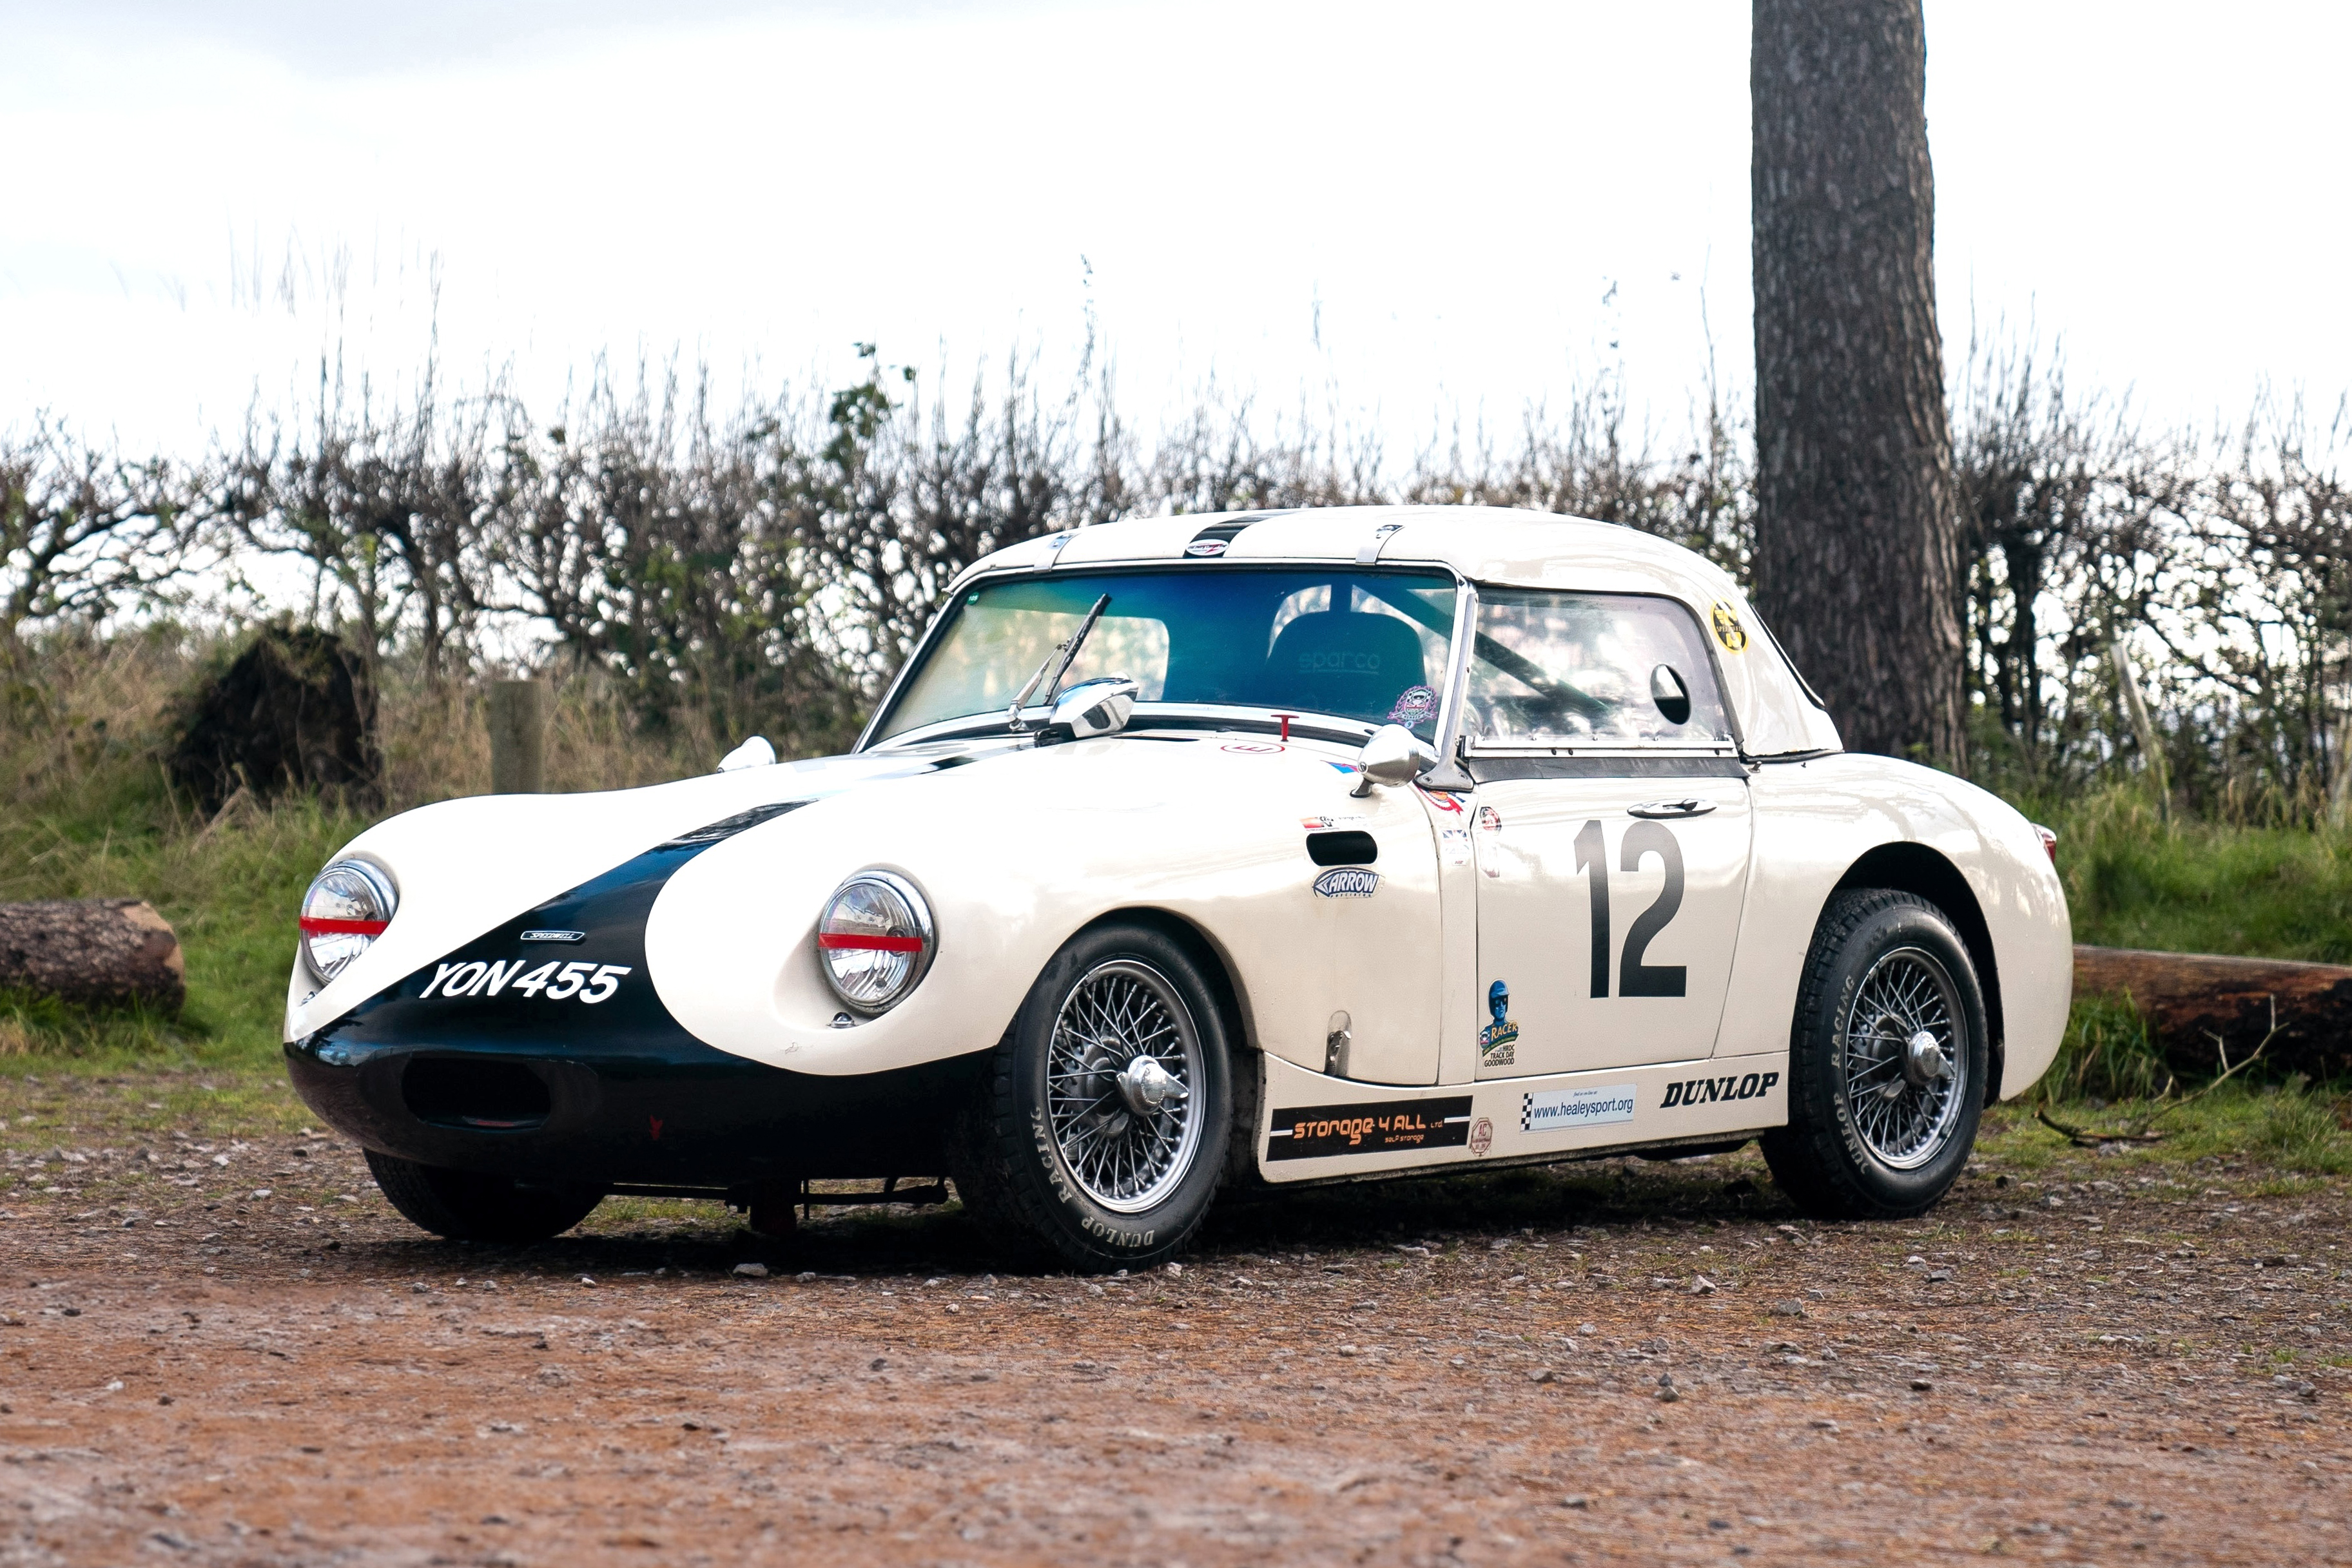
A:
1263;610;1430;722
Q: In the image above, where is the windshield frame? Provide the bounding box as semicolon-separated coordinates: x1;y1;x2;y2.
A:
857;559;1476;755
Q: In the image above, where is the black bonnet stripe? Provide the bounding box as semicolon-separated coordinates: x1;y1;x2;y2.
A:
1185;510;1295;554
652;800;804;851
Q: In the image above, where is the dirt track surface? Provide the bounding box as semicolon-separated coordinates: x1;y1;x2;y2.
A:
3;1105;2348;1566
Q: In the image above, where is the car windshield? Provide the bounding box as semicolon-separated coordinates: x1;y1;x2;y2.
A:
874;566;1461;743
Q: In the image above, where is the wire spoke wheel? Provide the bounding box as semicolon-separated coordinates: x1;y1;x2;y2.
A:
1045;958;1205;1213
1840;945;1967;1170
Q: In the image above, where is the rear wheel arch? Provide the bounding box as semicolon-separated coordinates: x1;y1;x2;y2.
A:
1831;842;2004;1095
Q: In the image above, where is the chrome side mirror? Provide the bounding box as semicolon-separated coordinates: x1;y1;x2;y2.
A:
1350;722;1439;797
1044;675;1140;742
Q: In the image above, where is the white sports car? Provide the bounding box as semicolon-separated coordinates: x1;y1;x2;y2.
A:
284;505;2072;1270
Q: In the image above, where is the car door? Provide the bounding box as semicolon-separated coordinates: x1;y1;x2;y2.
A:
1461;590;1755;1078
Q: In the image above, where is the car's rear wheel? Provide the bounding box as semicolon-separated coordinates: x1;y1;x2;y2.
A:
948;921;1232;1272
1761;889;1988;1219
365;1150;605;1243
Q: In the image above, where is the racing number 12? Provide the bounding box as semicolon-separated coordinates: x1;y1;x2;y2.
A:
1572;820;1687;1000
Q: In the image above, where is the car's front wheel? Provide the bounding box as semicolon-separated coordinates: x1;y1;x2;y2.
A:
1760;889;1988;1219
949;921;1232;1272
365;1150;605;1243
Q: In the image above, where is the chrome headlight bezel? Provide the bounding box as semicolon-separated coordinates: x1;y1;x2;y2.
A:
298;857;398;985
815;870;936;1017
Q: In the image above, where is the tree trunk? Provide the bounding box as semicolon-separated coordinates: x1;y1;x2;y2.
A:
1751;0;1966;766
2075;945;2352;1084
0;899;186;1013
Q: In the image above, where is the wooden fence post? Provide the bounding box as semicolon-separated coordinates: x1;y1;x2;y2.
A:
2110;642;2169;823
487;680;549;795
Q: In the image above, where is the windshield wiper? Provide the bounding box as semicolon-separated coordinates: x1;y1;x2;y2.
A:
1006;594;1112;732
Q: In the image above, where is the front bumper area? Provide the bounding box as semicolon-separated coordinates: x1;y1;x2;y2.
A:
284;808;980;1186
286;1034;980;1186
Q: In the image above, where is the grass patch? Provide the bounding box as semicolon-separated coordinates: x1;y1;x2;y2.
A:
0;798;366;1083
1984;1070;2352;1177
2045;787;2352;961
2027;992;2176;1105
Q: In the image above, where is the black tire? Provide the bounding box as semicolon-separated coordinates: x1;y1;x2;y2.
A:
365;1150;604;1243
1760;889;1988;1220
948;921;1233;1272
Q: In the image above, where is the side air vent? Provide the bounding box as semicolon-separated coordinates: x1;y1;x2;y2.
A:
1306;830;1379;867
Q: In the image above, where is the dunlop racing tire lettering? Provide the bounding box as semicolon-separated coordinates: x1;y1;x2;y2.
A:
944;921;1232;1273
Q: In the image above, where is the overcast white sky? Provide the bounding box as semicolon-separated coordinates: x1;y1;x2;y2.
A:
3;1;2346;458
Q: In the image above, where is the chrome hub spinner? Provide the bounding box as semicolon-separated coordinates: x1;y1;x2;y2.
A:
1045;959;1207;1213
1116;1054;1188;1116
1903;1028;1952;1087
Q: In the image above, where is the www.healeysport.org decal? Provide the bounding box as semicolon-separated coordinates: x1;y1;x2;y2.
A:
1521;1083;1637;1132
1267;1097;1473;1160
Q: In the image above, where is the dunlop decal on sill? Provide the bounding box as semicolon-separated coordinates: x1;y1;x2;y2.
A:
1660;1071;1779;1109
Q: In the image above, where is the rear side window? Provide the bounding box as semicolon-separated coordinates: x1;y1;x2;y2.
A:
1463;591;1732;748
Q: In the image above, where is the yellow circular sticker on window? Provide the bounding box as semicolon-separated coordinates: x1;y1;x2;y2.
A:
1710;599;1748;653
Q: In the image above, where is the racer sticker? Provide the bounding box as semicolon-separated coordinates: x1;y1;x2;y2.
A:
1521;1083;1638;1133
1417;785;1466;814
1661;1071;1779;1108
1479;980;1519;1067
1221;741;1284;755
1467;1116;1495;1157
1301;813;1369;831
420;958;631;1004
1440;826;1472;867
1267;1096;1473;1160
1313;868;1380;898
1185;538;1229;556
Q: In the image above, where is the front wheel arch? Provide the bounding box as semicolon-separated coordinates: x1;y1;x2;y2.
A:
1074;906;1264;1189
948;918;1238;1270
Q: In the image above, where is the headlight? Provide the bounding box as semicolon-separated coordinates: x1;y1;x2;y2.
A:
298;858;397;983
815;871;934;1016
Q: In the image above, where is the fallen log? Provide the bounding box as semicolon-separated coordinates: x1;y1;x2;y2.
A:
0;898;186;1014
2073;944;2352;1082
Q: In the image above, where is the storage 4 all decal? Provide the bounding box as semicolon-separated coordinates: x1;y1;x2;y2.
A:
1478;979;1519;1068
1522;1083;1637;1133
1267;1097;1473;1160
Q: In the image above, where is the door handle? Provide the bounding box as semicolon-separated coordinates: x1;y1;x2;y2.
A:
1628;799;1715;818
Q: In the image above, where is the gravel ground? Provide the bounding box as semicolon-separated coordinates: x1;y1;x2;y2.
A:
1;1078;2346;1566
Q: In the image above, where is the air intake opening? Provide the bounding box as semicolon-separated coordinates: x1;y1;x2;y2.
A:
1306;829;1379;867
403;1056;552;1131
